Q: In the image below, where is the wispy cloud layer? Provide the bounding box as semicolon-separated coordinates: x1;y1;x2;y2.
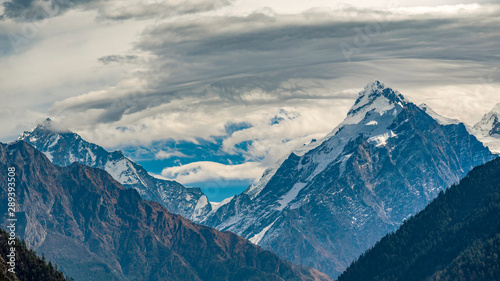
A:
48;4;500;136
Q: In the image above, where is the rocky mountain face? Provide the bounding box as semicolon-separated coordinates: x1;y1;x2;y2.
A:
473;103;500;154
18;121;211;222
338;156;500;281
0;141;332;281
201;81;495;278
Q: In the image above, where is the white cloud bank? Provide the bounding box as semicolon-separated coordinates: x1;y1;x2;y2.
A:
161;161;265;185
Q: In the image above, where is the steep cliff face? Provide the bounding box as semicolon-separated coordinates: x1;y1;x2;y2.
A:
202;81;495;278
18;121;211;222
0;141;332;281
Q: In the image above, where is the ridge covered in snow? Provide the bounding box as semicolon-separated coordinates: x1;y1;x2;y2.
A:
419;104;461;126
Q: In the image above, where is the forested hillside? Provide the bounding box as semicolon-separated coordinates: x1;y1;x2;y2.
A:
0;228;71;281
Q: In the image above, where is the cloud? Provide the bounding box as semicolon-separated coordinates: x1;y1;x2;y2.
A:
49;5;500;125
1;0;235;21
224;121;253;135
2;0;98;22
96;0;234;21
161;161;265;185
220;106;337;164
98;54;140;65
0;9;151;141
155;150;190;160
37;5;500;166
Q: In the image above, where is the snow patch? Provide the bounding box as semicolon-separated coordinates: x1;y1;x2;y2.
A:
277;182;307;211
191;195;209;220
42;151;53;162
104;159;139;185
245;167;278;199
68;153;77;164
47;135;60;149
210;196;234;212
338;153;353;176
86;148;97;165
126;158;147;187
346;80;406;126
249;219;278;245
368;131;397;147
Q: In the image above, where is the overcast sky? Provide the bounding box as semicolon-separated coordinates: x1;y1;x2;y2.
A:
1;0;499;192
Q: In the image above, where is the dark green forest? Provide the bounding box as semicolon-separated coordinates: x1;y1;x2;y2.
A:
338;157;500;281
0;228;71;281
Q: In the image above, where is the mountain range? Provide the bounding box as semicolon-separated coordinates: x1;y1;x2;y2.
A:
0;141;332;281
12;81;500;280
201;81;496;278
18;121;212;222
338;156;500;281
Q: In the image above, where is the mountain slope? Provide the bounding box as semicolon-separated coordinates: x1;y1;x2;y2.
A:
18;120;211;222
338;156;500;281
473;103;500;154
0;141;332;281
202;81;495;278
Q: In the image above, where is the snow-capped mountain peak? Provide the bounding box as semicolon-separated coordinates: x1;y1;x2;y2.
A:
301;81;407;179
242;81;407;200
472;103;500;154
18;118;70;140
329;81;406;136
18;121;212;221
474;103;500;136
349;81;406;116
